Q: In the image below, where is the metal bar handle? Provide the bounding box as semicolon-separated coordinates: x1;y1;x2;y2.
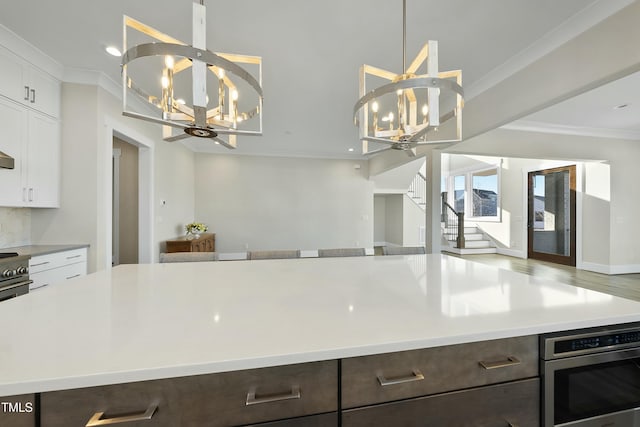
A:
30;261;50;267
479;356;521;370
24;86;30;100
377;369;424;387
246;386;301;406
66;274;81;279
30;88;35;103
67;254;82;260
86;404;157;426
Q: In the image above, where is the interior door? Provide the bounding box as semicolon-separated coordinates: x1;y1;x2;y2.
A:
527;165;576;266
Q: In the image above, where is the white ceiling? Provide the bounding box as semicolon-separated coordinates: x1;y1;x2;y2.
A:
0;0;634;158
506;71;640;141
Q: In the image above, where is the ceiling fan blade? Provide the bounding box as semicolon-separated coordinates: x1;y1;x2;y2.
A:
213;136;237;149
363;146;392;156
163;132;192;142
362;136;397;146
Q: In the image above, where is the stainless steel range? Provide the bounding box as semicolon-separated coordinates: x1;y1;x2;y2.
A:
0;252;31;301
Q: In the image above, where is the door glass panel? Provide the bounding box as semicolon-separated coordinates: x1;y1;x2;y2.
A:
532;170;571;256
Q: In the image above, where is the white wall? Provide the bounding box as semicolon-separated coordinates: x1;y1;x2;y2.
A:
373;195;386;244
384;195;403;247
402;196;425;246
194;154;373;252
31;83;195;271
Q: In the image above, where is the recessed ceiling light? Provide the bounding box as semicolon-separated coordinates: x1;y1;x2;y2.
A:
348;148;355;152
614;103;630;109
105;46;122;57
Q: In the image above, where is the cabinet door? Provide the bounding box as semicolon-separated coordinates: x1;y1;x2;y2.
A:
27;66;61;118
26;111;60;207
0;97;28;207
0;46;28;105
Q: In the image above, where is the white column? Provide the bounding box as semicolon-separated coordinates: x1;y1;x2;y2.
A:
425;150;442;254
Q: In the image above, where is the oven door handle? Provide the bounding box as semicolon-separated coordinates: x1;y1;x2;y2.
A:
1;280;33;293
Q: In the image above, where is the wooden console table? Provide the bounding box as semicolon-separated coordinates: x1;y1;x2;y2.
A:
166;233;215;253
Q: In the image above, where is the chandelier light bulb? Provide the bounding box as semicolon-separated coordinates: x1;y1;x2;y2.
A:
388;112;394;121
372;101;379;113
231;90;239;101
165;55;174;69
217;68;225;80
422;104;428;116
176;98;186;105
161;76;169;89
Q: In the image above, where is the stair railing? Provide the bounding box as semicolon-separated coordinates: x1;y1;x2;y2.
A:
408;172;427;209
441;193;465;249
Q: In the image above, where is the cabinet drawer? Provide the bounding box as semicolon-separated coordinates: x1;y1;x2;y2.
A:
246;412;337;426
41;360;337;427
341;335;538;408
342;378;539;427
30;262;87;291
29;248;87;274
0;394;36;427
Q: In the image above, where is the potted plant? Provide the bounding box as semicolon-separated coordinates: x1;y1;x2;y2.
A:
185;222;208;239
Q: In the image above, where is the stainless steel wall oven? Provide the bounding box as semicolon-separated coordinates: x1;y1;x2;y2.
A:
541;322;640;426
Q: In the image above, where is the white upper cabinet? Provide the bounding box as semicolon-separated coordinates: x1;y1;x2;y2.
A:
0;97;27;206
0;45;60;118
0;96;60;208
0;38;61;208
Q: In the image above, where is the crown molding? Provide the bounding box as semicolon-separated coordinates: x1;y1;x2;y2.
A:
501;120;640;141
465;0;635;101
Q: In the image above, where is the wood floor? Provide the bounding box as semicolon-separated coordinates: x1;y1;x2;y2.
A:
447;253;640;302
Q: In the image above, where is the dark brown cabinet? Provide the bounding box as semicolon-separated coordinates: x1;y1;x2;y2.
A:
33;335;541;426
165;233;215;253
41;361;336;427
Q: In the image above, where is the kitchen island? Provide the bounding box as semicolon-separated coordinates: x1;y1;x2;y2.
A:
2;254;640;425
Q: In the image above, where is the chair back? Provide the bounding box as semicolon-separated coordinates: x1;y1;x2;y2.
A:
317;248;366;258
160;252;219;263
382;246;426;256
248;250;301;260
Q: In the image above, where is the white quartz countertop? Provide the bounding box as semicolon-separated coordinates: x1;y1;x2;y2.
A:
2;254;640;396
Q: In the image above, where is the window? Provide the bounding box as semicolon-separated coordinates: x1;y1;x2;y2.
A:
446;165;501;221
471;169;498;217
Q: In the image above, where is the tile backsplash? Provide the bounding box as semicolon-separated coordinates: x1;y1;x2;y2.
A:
0;207;30;248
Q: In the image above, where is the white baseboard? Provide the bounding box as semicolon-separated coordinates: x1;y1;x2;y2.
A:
496;248;527;259
609;264;640;275
580;262;612;275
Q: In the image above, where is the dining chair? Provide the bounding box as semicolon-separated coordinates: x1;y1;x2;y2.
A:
247;250;301;260
317;248;366;258
159;252;219;263
382;246;426;255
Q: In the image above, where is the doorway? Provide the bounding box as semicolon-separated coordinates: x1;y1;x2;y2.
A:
527;165;576;266
112;137;139;265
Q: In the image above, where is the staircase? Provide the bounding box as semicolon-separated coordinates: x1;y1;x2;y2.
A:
441;224;497;255
406;169;497;255
407;171;427;211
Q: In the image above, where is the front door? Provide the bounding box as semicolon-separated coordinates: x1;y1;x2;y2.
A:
527;165;576;266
